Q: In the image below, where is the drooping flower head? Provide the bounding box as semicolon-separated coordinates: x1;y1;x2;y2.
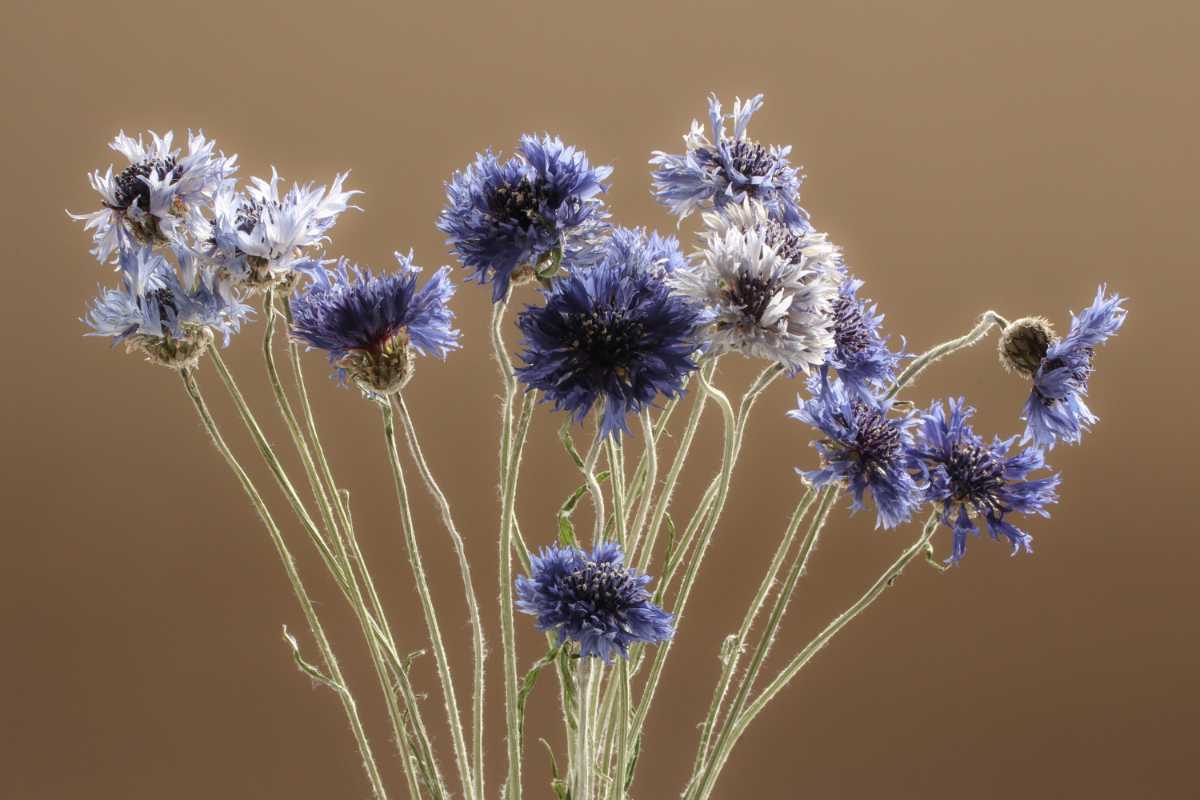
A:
204;169;358;292
515;230;706;438
789;376;922;529
71;130;237;263
651;94;808;228
289;252;459;394
671;199;839;373
911;398;1060;562
1011;285;1127;447
822;276;903;400
515;542;674;662
438;134;612;301
83;245;251;368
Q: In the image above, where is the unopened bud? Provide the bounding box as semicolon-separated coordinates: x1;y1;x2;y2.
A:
998;317;1055;376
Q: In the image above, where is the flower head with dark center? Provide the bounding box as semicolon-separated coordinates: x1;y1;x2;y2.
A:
204;169;358;291
71;130;237;263
912;398;1060;562
651;94;808;228
1019;285;1127;447
289;252;459;394
438;134;612;302
789;376;922;529
672;200;838;373
515;233;706;438
83;245;251;368
823;276;902;400
515;542;673;662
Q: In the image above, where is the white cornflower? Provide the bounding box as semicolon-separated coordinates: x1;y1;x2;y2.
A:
70;130;237;263
671;199;840;373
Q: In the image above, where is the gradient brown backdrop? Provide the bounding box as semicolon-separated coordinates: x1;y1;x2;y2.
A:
2;1;1196;797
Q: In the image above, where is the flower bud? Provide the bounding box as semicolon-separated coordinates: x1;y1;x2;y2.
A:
997;316;1055;376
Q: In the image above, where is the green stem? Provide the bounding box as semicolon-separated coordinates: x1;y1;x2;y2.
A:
886;310;1009;399
695;512;941;800
393;394;487;800
379;401;475;800
179;368;388;800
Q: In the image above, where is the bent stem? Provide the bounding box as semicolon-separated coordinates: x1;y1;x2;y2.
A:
179;368;388;800
690;486;820;778
379;400;475;800
886;310;1010;399
696;512;941;800
393;394;488;800
492;294;524;800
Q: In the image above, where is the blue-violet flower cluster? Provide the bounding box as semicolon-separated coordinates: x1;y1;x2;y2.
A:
290;252;460;394
516;542;674;662
439;135;612;302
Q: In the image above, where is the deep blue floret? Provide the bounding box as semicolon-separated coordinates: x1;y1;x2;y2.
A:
1022;285;1126;447
290;252;459;371
651;94;809;228
438;134;612;302
912;398;1060;562
515;542;674;662
823;276;902;400
515;231;705;438
788;376;922;529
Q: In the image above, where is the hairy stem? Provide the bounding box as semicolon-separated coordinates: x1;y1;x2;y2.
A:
886;310;1010;399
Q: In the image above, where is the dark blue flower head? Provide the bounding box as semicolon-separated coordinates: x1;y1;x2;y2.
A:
438;134;612;302
83;244;252;368
1016;285;1127;447
515;542;674;662
788;376;922;529
289;252;459;393
651;93;809;229
823;276;902;400
515;231;706;438
911;398;1060;562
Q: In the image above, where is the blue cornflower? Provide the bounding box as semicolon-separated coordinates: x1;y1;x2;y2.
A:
515;231;706;438
438;134;612;302
516;542;674;662
203;169;358;291
651;93;808;228
1013;285;1127;447
911;398;1060;562
788;377;922;529
823;276;902;400
83;245;251;368
289;252;459;394
71;130;237;263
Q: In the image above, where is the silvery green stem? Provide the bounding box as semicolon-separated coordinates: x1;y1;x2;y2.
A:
690;487;819;778
687;488;838;800
607;436;629;549
380;401;475;800
633;361;715;573
393;394;488;800
628;368;736;749
491;295;524;800
581;422;607;545
179;368;388;800
626;409;658;553
695;512;941;800
262;288;342;555
608;659;631;800
886;310;1010;399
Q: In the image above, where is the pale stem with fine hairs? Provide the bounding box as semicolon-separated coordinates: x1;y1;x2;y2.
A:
687;487;839;800
581;420;607;545
886;310;1010;399
626;366;736;758
392;393;488;800
626;409;658;552
690;486;820;777
262;290;428;792
609;659;631;800
491;293;524;800
695;512;942;800
178;367;388;800
607;436;629;549
379;400;476;800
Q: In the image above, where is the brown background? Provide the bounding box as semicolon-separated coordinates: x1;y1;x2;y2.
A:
2;1;1196;797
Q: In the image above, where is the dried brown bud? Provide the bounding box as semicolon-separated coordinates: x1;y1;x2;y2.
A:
997;316;1056;376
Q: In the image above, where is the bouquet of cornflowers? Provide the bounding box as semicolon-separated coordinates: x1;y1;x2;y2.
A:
73;94;1126;800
